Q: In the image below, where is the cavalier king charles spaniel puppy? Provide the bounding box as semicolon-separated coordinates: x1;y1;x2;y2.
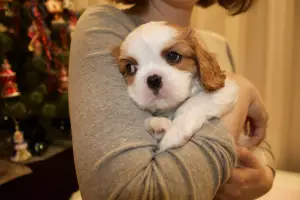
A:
112;21;242;153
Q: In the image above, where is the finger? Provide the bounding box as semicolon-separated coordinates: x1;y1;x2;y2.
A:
243;117;250;135
237;147;261;169
228;168;256;186
215;184;242;200
247;89;268;146
249;125;267;147
214;195;231;200
227;168;245;184
215;185;232;200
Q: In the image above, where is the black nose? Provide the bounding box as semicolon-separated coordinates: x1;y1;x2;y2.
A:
147;74;162;91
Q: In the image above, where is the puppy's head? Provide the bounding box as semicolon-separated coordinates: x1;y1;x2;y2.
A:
112;21;225;113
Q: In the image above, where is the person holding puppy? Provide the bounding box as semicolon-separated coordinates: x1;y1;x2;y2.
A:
69;0;275;199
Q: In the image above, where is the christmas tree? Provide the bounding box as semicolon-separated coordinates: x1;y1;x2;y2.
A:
0;0;79;157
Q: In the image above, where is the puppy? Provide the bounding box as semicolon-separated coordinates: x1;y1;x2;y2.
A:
112;21;260;157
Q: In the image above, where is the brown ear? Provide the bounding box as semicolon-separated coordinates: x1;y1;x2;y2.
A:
188;29;226;91
111;45;120;58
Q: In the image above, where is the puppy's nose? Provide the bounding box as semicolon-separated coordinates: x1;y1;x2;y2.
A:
147;74;162;91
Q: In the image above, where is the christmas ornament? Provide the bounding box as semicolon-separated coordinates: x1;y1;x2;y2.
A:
52;13;65;24
28;32;43;56
51;13;66;30
45;0;63;13
63;0;74;10
0;23;7;32
10;0;20;36
68;15;77;38
10;121;32;163
33;142;47;155
1;75;20;98
0;59;15;81
0;59;20;98
0;0;13;17
32;39;43;56
0;1;4;11
58;66;68;93
19;117;49;156
0;0;80;141
31;2;52;61
60;27;68;49
27;22;40;52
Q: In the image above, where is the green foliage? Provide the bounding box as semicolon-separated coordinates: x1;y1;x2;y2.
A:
31;56;50;74
3;99;27;119
0;0;79;135
0;32;12;63
42;103;57;118
30;91;44;105
56;93;69;118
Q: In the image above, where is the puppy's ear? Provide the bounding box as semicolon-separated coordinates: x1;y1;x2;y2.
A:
187;29;226;91
111;45;120;58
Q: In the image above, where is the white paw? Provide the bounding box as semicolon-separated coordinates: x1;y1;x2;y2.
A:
157;127;189;153
144;117;172;141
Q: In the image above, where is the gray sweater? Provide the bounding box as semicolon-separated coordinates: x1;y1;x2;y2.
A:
69;4;274;200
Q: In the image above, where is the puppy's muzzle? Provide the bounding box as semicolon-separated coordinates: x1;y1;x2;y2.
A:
147;74;162;94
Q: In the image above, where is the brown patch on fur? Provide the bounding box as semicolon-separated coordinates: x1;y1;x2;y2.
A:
161;40;197;74
118;56;137;73
111;45;121;58
164;25;226;91
188;29;226;91
111;45;137;86
118;56;138;86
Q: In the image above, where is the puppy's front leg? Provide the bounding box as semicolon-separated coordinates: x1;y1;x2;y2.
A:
157;113;206;153
145;117;172;141
157;80;238;153
157;94;209;153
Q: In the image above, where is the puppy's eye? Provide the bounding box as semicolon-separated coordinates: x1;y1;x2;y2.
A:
125;63;137;75
165;51;182;64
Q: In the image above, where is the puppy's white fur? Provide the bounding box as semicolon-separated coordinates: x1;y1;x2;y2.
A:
115;22;265;161
122;22;194;112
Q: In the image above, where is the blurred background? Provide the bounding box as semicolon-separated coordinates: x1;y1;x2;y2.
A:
0;0;299;200
192;0;300;173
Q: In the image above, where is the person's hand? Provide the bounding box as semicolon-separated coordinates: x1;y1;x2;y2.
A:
222;73;269;146
214;147;274;200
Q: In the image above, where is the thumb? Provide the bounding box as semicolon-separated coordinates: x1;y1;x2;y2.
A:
237;147;261;169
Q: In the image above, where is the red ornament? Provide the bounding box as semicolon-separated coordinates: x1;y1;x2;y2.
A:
0;1;5;11
0;59;16;85
28;23;43;56
58;66;68;93
0;59;21;98
68;15;77;38
60;27;68;50
31;2;52;61
45;0;63;13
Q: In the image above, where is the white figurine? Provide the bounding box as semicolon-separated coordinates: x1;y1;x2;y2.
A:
11;127;32;162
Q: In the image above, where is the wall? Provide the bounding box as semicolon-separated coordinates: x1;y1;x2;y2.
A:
192;0;300;172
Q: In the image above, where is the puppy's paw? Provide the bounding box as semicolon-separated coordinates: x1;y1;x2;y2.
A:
144;117;172;141
157;127;190;153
